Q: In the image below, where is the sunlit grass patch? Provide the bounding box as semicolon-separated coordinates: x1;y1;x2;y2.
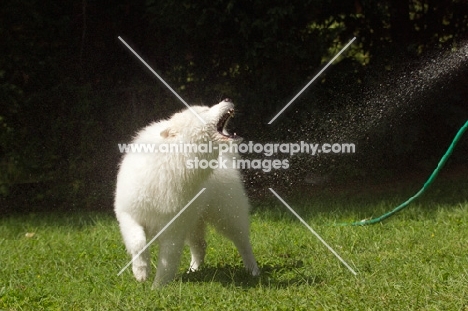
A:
1;184;467;310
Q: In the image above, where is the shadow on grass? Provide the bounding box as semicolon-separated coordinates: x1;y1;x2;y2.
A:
0;211;116;239
252;176;468;224
179;261;322;288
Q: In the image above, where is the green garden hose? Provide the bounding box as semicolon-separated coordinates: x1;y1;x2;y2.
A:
347;120;468;226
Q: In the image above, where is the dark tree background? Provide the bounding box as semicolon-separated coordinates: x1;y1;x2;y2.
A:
1;0;467;213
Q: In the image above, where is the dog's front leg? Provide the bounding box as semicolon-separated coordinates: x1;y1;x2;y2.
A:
152;236;185;288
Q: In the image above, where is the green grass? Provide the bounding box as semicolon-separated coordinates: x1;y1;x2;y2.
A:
1;180;468;310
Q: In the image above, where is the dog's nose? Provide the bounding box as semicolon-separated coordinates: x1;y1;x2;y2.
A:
223;98;232;103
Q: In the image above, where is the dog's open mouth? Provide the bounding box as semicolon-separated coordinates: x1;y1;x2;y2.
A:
217;108;240;140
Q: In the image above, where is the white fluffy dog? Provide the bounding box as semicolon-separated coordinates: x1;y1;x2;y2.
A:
114;99;259;287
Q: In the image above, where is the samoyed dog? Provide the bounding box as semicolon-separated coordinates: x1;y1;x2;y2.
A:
114;99;259;287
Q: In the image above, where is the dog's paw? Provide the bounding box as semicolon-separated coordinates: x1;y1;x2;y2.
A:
248;264;260;277
188;260;203;273
132;265;149;282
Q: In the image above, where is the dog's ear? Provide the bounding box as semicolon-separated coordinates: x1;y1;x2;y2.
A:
160;128;177;138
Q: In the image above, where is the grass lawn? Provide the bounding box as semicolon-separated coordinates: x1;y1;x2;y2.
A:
1;177;467;310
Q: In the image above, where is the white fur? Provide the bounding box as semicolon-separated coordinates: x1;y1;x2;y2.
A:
114;100;259;287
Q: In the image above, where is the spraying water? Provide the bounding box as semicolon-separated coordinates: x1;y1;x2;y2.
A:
248;42;468;195
313;43;467;185
325;42;468;143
